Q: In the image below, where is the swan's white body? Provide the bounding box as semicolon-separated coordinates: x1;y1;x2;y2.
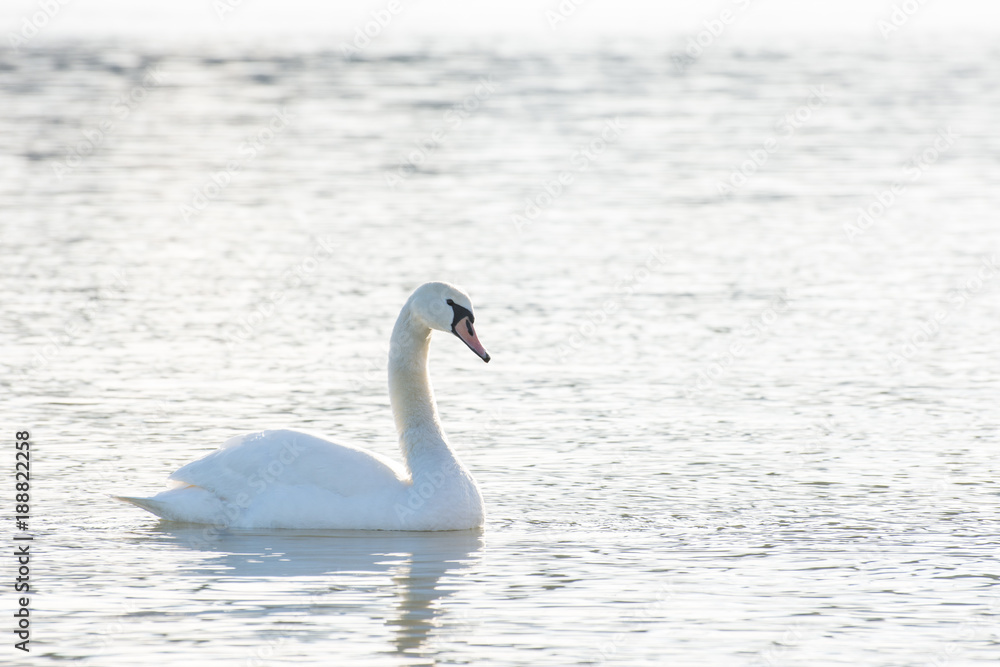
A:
118;282;490;531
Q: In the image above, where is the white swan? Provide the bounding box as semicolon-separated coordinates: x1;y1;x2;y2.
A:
117;282;490;531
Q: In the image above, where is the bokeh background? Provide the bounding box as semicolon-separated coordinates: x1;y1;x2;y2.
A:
2;1;999;665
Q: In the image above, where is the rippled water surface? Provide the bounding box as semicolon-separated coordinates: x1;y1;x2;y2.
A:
3;39;999;665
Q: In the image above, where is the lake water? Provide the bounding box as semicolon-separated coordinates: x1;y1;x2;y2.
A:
3;37;999;665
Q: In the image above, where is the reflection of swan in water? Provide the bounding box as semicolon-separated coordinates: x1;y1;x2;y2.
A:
141;523;483;657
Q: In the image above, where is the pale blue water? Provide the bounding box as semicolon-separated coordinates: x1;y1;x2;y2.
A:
2;38;999;665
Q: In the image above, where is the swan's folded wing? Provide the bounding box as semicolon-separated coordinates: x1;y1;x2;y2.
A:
168;429;407;501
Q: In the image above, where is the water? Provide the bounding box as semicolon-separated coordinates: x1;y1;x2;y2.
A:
2;38;999;665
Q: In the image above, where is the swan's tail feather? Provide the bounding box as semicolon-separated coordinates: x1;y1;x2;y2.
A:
114;495;173;518
114;487;230;525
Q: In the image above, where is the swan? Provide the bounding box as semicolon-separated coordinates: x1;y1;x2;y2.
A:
116;282;490;531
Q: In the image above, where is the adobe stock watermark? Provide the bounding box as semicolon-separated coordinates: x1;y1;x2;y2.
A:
843;126;959;242
749;623;804;667
79;599;141;667
877;0;929;40
189;436;309;547
344;293;457;392
425;606;482;654
94;399;175;491
476;407;505;441
555;246;670;362
511;116;627;233
684;289;792;398
384;76;498;189
213;0;246;21
7;0;72;51
545;0;590;30
17;269;129;381
885;254;999;370
717;85;829;198
922;590;1000;667
345;348;391;392
179;106;294;222
51;66;167;181
393;460;463;523
224;236;337;349
245;637;290;667
594;582;675;662
340;0;407;58
672;0;755;73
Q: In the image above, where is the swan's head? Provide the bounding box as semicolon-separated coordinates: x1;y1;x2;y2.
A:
411;282;490;363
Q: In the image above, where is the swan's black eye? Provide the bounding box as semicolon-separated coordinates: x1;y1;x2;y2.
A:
446;299;454;306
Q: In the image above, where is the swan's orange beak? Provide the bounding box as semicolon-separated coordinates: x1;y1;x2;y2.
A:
453;316;490;363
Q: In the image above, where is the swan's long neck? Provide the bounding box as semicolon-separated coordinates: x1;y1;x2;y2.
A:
388;300;455;478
